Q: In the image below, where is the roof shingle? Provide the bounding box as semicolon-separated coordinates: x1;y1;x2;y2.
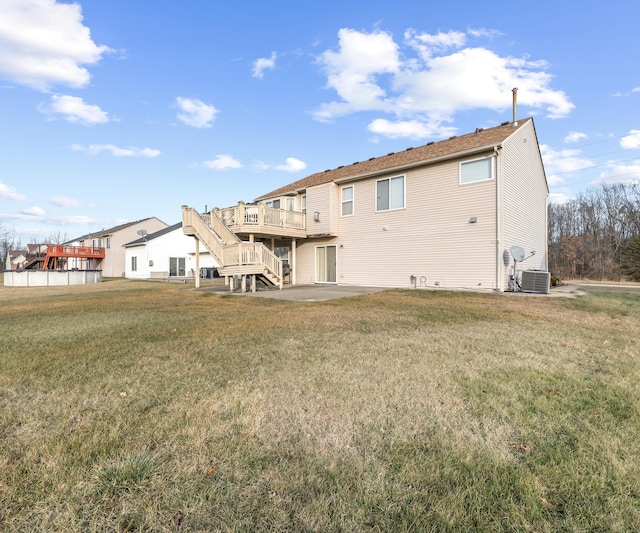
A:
257;119;531;200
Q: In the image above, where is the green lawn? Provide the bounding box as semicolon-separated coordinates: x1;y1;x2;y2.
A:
1;279;639;531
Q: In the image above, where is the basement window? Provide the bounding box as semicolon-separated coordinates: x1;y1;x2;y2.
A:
460;156;493;184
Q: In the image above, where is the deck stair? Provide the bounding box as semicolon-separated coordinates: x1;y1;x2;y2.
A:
182;205;283;289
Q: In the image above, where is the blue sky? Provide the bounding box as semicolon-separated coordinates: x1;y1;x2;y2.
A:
1;0;639;243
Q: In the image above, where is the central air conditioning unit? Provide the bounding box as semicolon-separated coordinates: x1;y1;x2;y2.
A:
521;271;551;294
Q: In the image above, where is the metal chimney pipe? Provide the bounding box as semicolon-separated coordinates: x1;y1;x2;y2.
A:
512;87;518;126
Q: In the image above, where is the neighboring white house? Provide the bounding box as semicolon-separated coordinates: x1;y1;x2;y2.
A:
67;217;168;277
182;117;548;292
123;222;218;280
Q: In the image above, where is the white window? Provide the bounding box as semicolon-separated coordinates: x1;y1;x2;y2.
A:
341;185;354;216
92;238;102;247
131;256;137;272
301;195;306;214
169;257;186;277
285;197;295;211
266;199;281;209
106;237;111;249
460;156;493;184
376;176;405;211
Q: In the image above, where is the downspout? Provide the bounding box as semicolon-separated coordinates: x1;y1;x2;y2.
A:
495;145;503;291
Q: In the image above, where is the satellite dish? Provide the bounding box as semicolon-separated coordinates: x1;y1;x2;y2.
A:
510;245;525;262
137;229;148;237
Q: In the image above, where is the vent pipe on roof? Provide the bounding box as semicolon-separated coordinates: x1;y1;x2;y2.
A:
512;87;518;126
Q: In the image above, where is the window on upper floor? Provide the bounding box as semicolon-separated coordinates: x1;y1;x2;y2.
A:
460;156;493;184
376;176;405;211
301;195;306;214
285;197;295;211
341;185;354;216
106;237;111;249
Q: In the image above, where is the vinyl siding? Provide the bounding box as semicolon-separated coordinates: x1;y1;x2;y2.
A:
500;121;548;288
296;157;498;289
103;218;167;277
305;183;339;236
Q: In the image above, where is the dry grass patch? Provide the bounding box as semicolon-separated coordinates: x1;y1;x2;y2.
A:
1;280;639;531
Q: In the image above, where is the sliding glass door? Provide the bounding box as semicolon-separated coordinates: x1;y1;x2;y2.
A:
315;245;337;283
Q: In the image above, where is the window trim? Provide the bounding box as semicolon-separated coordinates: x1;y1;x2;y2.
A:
459;156;494;185
375;175;405;212
131;256;137;272
341;185;354;217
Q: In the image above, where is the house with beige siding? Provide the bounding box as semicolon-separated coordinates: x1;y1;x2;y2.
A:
67;217;168;277
182;117;548;292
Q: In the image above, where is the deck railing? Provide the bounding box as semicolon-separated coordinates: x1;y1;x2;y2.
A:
216;203;305;232
46;245;105;258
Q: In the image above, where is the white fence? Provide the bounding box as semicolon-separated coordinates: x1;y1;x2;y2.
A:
3;270;102;287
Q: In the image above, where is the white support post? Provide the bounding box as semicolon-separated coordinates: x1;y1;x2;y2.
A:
194;237;200;288
292;238;297;285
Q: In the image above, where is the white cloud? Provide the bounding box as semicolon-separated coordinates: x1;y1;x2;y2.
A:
620;129;640;150
405;29;466;60
564;131;587;143
313;27;574;139
540;144;595;185
0;181;26;201
632;87;640;93
252;52;277;79
592;161;640;187
0;212;96;225
176;96;218;128
274;157;306;172
368;118;455;140
467;27;503;39
39;94;109;124
548;191;572;204
256;157;307;172
314;28;400;121
71;144;161;157
21;206;46;216
50;195;81;207
0;0;112;91
202;155;242;170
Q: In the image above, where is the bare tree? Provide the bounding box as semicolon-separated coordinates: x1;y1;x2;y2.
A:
548;182;640;281
1;224;23;270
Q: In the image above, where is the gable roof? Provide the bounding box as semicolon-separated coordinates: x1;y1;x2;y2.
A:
257;118;532;200
123;222;182;247
66;217;166;243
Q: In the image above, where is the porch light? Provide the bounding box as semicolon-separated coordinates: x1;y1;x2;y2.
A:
469;217;478;223
313;211;320;222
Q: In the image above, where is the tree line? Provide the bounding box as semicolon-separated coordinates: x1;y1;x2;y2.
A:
548;182;640;281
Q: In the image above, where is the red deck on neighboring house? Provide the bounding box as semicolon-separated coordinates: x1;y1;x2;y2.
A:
43;245;106;270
